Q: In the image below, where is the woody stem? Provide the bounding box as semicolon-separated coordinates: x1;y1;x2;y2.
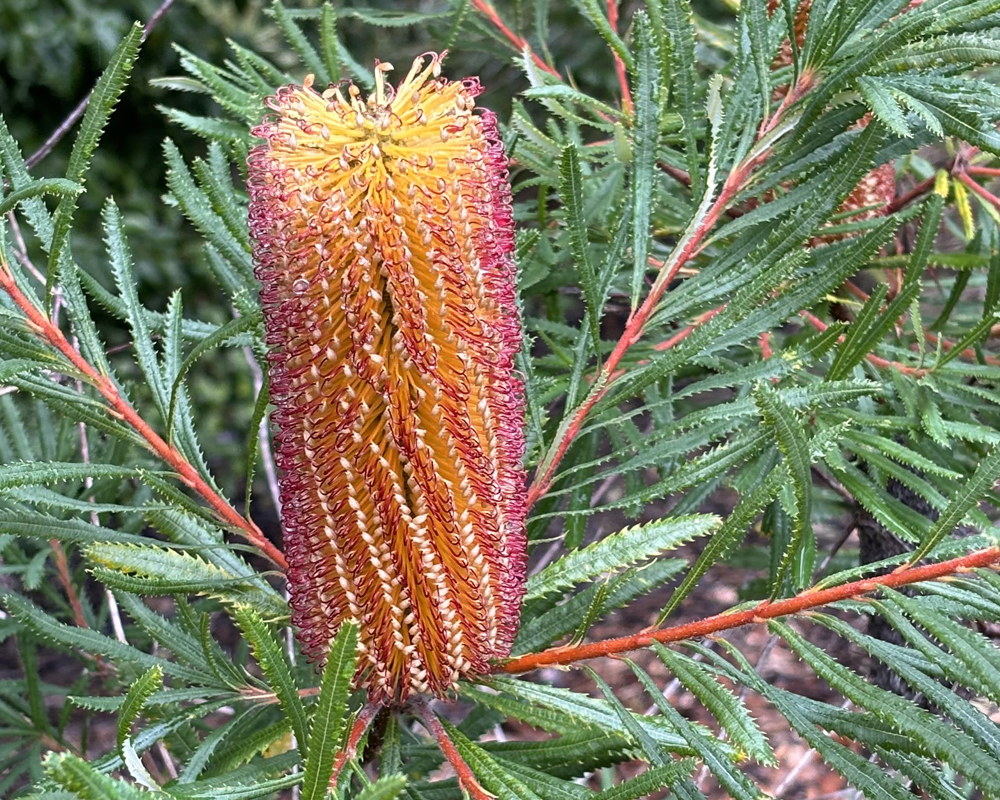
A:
328;702;381;789
410;697;493;800
0;260;287;570
526;154;757;509
470;0;561;79
500;545;1000;673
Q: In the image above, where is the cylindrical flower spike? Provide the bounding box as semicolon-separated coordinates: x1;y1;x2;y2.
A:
249;54;526;703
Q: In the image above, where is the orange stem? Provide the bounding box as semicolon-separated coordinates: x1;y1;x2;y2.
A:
49;540;89;629
607;0;633;115
0;261;287;570
526;155;758;509
801;310;927;376
500;545;1000;673
471;0;560;78
328;702;380;789
411;697;492;800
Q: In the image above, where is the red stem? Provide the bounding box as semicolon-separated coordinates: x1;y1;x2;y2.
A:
957;170;1000;212
607;0;633;115
328;702;381;789
526;158;755;509
801;310;927;376
49;540;89;629
0;261;287;570
411;697;493;800
471;0;561;78
845;277;1000;368
500;545;1000;673
652;305;725;353
884;176;935;215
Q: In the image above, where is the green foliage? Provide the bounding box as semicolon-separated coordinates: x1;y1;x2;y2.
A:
4;1;1000;798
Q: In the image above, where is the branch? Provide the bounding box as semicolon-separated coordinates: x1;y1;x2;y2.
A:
957;169;1000;213
607;0;633;115
49;540;89;629
328;702;381;789
471;0;561;79
800;310;928;376
410;697;493;800
0;257;287;570
526;143;763;508
499;545;1000;673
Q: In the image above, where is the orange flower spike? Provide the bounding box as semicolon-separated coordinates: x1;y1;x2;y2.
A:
249;54;526;703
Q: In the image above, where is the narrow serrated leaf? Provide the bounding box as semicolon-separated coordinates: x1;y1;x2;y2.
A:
630;11;662;309
231;604;309;759
526;514;719;600
117;666;162;751
753;383;812;591
48;23;143;299
628;657;763;800
652;644;775;766
910;444;1000;562
301;621;358;800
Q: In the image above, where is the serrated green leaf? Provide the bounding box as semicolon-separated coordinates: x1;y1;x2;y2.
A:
515;558;685;654
167;310;262;440
47;23;143;301
114;592;238;688
355;774;408;800
776;617;1000;792
629;11;662;309
301;621;357;800
2;593;205;684
163;139;255;288
559;144;601;363
586;666;671;768
117;665;162;751
435;718;545;800
526;514;718;600
652;644;775;766
319;4;342;82
937;310;1000;368
874;590;1000;706
86;542;286;620
103;200;169;422
467;677;691;754
231;604;309;760
856;77;912;138
752;383;812;591
178;705;271;784
44;752;149;800
570;0;634;72
741;0;773;123
660;0;701;194
753;684;916;800
593;761;696;800
0;461;148;490
910;443;1000;562
628;656;764;800
661;465;787;622
166;755;300;800
271;0;329;85
0;179;82;217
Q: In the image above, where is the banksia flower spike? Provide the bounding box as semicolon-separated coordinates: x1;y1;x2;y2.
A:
249;54;527;703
